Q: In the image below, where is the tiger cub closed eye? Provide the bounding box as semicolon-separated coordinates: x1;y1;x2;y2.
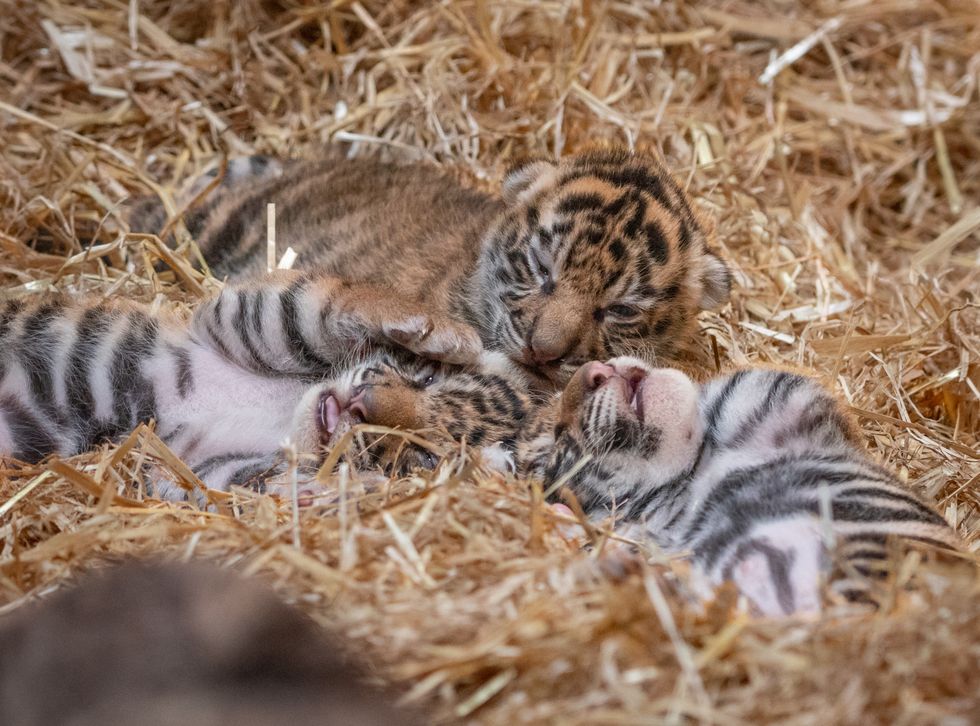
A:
131;145;732;386
0;287;531;501
520;360;962;616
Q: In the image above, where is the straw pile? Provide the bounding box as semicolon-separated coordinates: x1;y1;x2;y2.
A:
1;1;978;722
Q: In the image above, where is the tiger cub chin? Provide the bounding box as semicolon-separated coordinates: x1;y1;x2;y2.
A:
520;359;962;616
0;290;531;503
131;145;732;386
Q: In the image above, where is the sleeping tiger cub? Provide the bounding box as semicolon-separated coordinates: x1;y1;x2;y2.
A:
520;359;962;616
0;278;530;499
1;284;958;613
131;145;732;386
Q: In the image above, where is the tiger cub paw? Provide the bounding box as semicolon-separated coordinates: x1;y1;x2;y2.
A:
382;314;483;365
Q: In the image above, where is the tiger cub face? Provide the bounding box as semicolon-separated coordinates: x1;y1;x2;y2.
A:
472;146;731;384
291;350;531;474
519;357;702;512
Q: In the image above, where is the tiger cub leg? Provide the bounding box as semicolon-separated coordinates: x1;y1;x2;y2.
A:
145;452;293;506
191;270;484;376
704;517;832;617
128;156;284;238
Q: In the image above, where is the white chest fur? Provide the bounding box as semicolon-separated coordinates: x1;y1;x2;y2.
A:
146;342;314;464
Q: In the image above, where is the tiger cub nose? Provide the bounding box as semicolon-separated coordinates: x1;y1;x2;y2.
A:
582;361;616;390
526;339;569;366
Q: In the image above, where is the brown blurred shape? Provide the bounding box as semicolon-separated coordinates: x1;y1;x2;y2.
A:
0;561;422;726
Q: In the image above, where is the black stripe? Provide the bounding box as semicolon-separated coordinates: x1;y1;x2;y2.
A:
212;293;223;325
644;222;669;265
621;194;646;238
726;372;805;447
234;289;277;375
678;218;692;250
199;193;267;270
844;548;888;561
251;288;265;337
849;563;888;580
684;455;895;540
0;299;25;338
1;395;58;463
700;370;748;448
833;487;948;526
107;312;159;436
204;321;235;361
623;470;689;522
721;538;797;615
18;301;64;416
828;499;949;527
169;344;194;398
279;280;332;372
602;193;629;219
556;193;605;215
194;451;266;478
65;306;114;430
695;489;949;570
841;532;888;547
561;168;670;207
229;461;279;491
161;423;186;445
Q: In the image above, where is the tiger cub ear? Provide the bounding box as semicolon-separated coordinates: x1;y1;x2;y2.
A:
502;157;557;205
699;252;732;310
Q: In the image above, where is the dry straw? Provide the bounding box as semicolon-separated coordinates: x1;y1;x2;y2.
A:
1;1;979;723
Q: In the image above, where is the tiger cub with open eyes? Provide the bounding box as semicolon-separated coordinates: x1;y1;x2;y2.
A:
131;145;731;386
0;275;530;501
519;359;962;616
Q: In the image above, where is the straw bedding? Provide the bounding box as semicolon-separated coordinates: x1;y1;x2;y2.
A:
1;1;978;722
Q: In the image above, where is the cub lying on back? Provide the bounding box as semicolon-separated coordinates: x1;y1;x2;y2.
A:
132;146;731;385
0;277;530;500
520;359;962;615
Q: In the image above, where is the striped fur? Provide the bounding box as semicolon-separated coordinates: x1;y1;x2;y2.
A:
190;270;484;377
130;146;731;386
0;292;531;500
521;359;961;616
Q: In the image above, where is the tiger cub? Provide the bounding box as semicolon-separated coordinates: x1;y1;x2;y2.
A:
0;281;531;500
520;359;961;616
132;146;732;385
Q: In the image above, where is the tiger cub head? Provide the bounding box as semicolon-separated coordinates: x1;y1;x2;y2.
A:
471;145;731;385
518;357;703;512
291;350;531;475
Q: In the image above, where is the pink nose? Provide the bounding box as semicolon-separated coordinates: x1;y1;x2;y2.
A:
582;361;616;390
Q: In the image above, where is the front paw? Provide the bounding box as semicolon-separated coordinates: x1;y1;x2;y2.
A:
383;314;483;365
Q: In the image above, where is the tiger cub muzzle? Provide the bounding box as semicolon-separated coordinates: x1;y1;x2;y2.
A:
311;356;530;475
314;371;435;472
561;357;701;462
